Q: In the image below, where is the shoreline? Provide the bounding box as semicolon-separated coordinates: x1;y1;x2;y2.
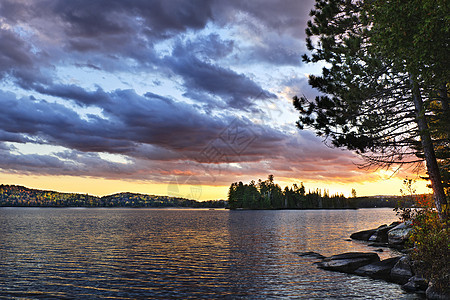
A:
1;205;398;210
304;222;449;299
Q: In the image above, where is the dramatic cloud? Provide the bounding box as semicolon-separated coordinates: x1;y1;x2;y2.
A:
0;0;387;196
166;43;276;110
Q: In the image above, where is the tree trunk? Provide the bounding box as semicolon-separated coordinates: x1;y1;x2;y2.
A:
439;84;449;113
410;75;447;219
438;84;450;140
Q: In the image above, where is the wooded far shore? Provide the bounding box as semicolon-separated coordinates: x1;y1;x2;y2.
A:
0;184;418;209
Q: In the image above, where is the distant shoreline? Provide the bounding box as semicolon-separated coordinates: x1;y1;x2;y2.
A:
0;184;226;209
0;184;417;209
1;206;395;211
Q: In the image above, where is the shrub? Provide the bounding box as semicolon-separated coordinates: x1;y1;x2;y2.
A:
408;195;449;293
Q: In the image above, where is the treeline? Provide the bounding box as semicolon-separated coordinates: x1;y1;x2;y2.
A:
227;175;415;210
0;185;226;208
228;175;354;209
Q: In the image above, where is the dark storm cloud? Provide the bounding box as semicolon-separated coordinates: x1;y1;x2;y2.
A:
52;0;213;38
0;0;213;39
245;44;302;66
166;40;276;110
0;0;312;66
0;0;365;184
240;34;305;66
0;87;365;183
0;89;228;154
211;0;315;38
208;0;314;67
0;0;280;110
35;84;110;107
0;28;50;89
0;88;290;180
102;89;228;150
0;151;69;173
0;86;285;158
0;130;34;144
40;0;212;68
188;34;234;60
0;29;33;69
0;145;141;178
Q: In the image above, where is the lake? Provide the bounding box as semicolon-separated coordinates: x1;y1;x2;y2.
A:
0;208;422;299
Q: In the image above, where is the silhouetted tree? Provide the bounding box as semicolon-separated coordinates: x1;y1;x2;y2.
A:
295;0;448;218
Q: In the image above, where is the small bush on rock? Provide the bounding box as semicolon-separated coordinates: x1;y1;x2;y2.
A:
395;179;449;294
409;197;449;294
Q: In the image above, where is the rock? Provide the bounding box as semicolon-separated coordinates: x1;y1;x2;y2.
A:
368;223;398;243
368;225;387;242
402;275;428;293
388;221;413;245
390;256;414;284
368;242;389;248
374;248;384;252
400;247;415;255
350;229;378;241
389;243;408;250
354;257;400;280
426;282;450;300
316;252;380;273
296;251;325;259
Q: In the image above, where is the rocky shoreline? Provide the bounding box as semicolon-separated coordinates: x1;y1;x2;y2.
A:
299;222;449;300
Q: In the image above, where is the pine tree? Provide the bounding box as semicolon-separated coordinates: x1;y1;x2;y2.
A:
294;0;448;218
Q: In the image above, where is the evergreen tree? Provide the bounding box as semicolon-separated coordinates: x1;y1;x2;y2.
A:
368;0;449;217
294;0;448;218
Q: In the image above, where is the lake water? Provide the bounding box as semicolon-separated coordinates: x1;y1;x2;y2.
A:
0;208;423;299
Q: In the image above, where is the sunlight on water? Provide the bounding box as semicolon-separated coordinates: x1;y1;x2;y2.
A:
0;208;422;299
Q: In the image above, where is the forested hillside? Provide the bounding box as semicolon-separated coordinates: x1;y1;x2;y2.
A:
0;182;414;210
0;185;226;208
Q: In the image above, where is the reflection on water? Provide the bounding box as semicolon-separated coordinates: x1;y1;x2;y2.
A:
0;208;422;299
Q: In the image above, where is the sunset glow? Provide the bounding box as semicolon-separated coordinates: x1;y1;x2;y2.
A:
0;0;431;199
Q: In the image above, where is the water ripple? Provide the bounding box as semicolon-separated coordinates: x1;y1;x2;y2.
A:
0;208;422;299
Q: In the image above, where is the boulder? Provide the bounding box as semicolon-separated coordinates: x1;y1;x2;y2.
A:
390;256;414;284
350;229;378;241
296;251;325;259
316;252;380;273
388;221;413;245
368;242;389;248
426;282;450;300
402;275;428;293
354;257;401;280
368;223;399;243
389;221;401;227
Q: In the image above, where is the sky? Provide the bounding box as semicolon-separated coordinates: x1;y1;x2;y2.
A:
0;0;431;200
